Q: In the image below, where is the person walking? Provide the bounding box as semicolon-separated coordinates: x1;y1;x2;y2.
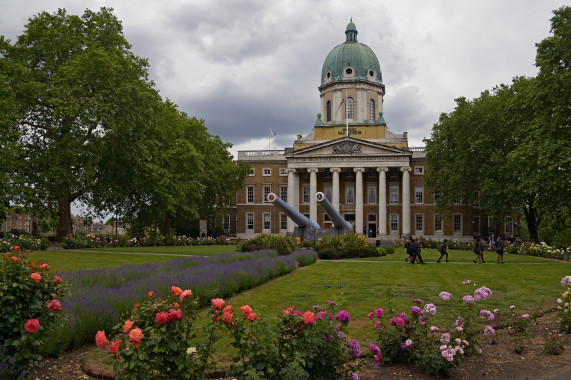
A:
437;239;449;263
495;236;505;264
413;237;425;264
473;238;485;263
404;237;414;263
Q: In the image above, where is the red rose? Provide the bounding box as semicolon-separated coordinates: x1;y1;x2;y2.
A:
168;309;183;322
155;311;170;325
24;319;40;333
109;340;122;354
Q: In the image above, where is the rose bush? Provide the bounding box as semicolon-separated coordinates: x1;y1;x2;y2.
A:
0;247;67;378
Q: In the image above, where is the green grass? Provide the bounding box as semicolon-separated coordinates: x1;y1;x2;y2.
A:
26;245;239;272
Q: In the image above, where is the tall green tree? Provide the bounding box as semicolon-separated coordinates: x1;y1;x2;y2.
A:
425;6;570;243
0;8;159;240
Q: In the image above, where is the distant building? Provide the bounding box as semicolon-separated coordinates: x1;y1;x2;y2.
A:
230;21;519;241
2;213;38;236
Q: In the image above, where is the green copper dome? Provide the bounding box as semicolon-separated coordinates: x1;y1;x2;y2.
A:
320;20;383;87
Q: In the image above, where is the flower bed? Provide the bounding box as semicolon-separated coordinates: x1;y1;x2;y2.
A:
0;236;49;252
62;233;245;249
47;249;317;352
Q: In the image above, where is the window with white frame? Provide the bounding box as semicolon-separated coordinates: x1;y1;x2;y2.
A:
453;214;462;232
390;185;398;204
414;166;424;175
346;185;354;204
303;186;310;203
324;186;332;202
248;168;255;176
223;214;230;230
505;216;513;234
263;168;271;176
263;185;271;203
279;168;287;176
279;186;287;202
246;186;254;203
263;213;271;230
280;213;287;230
415;185;424;204
346;97;354;119
390;214;399;231
473;216;480;235
246;213;254;230
368;185;376;204
434;215;443;232
369;99;375;121
416;214;424;232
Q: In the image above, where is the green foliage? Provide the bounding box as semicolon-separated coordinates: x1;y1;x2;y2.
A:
0;248;68;378
0;236;49;252
543;333;564;355
241;234;297;256
315;233;378;259
558;276;571;333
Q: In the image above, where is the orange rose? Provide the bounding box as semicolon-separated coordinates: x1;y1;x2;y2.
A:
148;290;154;297
129;328;144;344
30;272;41;283
247;312;259;322
10;256;18;262
109;340;122;354
224;305;234;314
211;298;225;309
240;305;252;316
95;330;108;349
40;263;50;270
123;320;134;334
179;289;192;301
171;286;182;296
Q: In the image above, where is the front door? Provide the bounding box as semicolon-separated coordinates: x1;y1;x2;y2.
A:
368;223;376;238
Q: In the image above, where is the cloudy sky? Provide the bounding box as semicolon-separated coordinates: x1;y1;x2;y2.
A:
1;0;566;155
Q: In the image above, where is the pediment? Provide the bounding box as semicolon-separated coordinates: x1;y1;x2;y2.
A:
286;137;410;158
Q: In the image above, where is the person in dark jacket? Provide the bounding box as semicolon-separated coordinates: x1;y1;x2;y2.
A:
473;238;485;263
404;237;414;263
412;237;425;264
437;239;449;263
495;236;505;264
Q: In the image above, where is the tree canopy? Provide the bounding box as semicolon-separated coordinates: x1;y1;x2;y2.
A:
1;8;248;240
424;6;571;245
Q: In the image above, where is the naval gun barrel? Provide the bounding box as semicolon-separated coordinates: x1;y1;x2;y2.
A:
315;192;353;233
267;193;320;229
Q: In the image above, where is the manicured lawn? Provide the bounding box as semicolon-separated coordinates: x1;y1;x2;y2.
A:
26;245;239;272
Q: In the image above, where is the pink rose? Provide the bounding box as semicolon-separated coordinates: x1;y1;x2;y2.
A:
155;311;170;325
47;299;61;313
211;298;225;309
223;311;233;324
240;305;252;316
169;309;183;321
109;340;122;354
24;319;40;333
129;328;144;344
95;330;108;348
302;311;316;325
53;275;64;284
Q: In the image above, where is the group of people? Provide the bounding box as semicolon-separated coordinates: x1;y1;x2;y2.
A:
473;234;506;264
404;234;507;264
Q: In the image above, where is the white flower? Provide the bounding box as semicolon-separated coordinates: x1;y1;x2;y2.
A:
186;347;197;355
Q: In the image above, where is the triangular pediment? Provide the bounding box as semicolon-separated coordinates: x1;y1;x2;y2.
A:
286;137;410;158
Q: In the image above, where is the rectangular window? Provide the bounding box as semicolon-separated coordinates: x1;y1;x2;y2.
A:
324;186;332;202
416;214;423;232
345;169;354;178
344;214;355;222
367;168;377;178
415;186;424;204
323;170;332;178
505;216;513;234
263;185;271;203
453;214;462;232
368;185;376;204
390;214;399;231
453;196;462;205
263;168;271;176
346;185;354;204
246;213;254;230
389;168;399;177
434;215;443;232
390;185;398;204
248;168;255;176
246;186;254;203
279;168;287;176
223;214;230;230
303;186;310;203
263;213;271;230
280;186;288;202
473;216;480;235
434;190;440;201
368;214;376;222
280;213;287;230
414;166;424;175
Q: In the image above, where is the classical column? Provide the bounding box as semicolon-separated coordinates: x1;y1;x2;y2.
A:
377;167;388;237
308;168;318;222
286;168;297;234
330;168;341;211
354;167;364;235
401;166;411;236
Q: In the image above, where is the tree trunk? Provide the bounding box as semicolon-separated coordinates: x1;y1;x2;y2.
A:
163;211;172;237
522;205;539;242
56;191;73;242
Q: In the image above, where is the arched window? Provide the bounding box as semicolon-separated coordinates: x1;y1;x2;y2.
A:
326;101;332;122
369;99;375;121
346;97;354;119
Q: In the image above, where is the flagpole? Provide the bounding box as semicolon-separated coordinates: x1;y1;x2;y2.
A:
268;128;271;151
345;91;349;137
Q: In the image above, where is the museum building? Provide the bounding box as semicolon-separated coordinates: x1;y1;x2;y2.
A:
229;21;517;242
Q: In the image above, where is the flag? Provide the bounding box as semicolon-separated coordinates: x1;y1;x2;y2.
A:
270;129;278;136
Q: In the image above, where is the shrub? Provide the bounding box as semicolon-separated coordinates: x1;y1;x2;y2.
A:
558;276;571;333
316;233;378;259
241;234;296;256
543;333;564;355
0;247;68;378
